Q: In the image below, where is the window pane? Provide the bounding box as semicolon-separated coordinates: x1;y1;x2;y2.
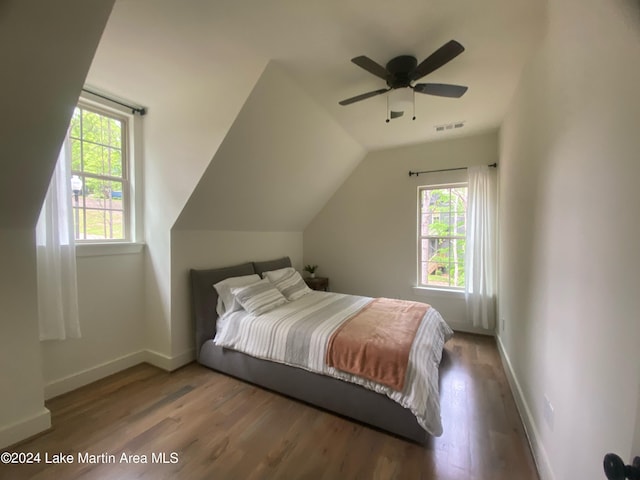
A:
453;215;466;235
82;142;107;175
430;190;450;213
77;181;124;241
71;138;82;171
418;185;468;288
110;148;122;177
86;208;105;239
452;262;465;287
429;238;449;263
427;262;450;286
452;187;467;208
82;110;103;143
108;180;124;207
428;213;450;236
421;213;429;236
81;208;125;241
72;206;85;240
71;104;129;242
84;179;123;208
107;117;122;148
70;108;81;138
83;208;124;240
79;145;121;179
452;238;466;260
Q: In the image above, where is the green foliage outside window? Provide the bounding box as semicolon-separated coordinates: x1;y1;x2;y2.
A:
69;106;126;241
419;186;467;288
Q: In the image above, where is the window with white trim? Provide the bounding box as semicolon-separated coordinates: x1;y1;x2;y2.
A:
418;183;468;289
69;103;130;241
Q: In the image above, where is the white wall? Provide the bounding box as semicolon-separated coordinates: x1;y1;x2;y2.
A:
498;0;640;478
174;62;366;232
304;131;498;332
171;230;303;359
41;250;145;398
0;230;50;448
172;63;365;357
37;94;148;399
0;0;114;449
86;0;269;363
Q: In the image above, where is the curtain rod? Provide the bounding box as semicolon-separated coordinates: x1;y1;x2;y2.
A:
408;162;497;177
81;88;147;116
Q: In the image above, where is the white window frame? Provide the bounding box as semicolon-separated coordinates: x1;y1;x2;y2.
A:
417;182;468;291
72;91;144;255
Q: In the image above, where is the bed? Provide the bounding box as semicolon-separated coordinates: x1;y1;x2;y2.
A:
190;257;452;444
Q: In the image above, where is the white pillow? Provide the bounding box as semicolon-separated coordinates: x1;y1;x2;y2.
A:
230;278;288;316
272;270;312;301
213;274;261;316
262;267;295;282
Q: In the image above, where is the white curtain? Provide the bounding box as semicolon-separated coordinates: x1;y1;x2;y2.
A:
465;165;497;329
36;139;81;340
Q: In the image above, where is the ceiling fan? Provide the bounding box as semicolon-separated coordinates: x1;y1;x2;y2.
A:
338;40;468;120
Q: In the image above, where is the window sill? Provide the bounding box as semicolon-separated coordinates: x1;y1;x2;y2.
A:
76;242;145;257
412;286;465;298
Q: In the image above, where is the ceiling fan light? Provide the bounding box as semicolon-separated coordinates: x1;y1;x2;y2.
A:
388;88;413;113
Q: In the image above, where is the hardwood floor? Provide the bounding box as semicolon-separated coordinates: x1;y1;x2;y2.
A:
0;333;538;480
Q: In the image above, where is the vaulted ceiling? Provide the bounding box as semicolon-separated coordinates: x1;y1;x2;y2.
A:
89;0;545;151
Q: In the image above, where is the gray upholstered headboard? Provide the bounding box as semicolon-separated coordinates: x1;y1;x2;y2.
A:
190;257;292;359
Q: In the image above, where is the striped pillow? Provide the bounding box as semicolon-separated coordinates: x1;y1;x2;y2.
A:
213;274;261;316
272;271;312;301
231;278;288;315
262;267;295;282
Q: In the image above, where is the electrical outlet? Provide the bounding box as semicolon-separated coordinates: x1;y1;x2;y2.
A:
543;395;555;431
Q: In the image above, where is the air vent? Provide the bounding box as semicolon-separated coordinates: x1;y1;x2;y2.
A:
434;121;465;132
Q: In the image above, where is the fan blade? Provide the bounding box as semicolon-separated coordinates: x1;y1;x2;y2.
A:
411;40;465;81
390;111;404;119
351;56;388;80
413;83;468;98
339;88;390;106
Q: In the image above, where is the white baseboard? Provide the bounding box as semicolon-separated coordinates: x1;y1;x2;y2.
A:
0;407;51;450
44;351;147;400
44;348;196;400
144;348;195;371
496;335;555;480
450;323;495;336
5;348;195;449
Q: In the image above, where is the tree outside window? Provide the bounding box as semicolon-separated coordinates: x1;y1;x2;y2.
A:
69;105;128;241
418;184;467;288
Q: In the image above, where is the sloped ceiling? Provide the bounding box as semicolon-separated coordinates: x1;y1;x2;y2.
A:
87;0;545;235
86;0;269;230
89;0;545;152
174;62;365;231
0;0;114;228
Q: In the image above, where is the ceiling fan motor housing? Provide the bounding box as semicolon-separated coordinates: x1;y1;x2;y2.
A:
385;55;417;88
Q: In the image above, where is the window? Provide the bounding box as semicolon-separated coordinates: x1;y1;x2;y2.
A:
69;103;129;241
418;184;468;289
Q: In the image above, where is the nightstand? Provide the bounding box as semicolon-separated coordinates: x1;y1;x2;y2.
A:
304;276;329;291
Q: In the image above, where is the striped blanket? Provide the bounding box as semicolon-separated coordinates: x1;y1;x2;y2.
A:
214;291;453;436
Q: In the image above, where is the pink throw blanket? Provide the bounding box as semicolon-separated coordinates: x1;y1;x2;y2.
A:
326;298;429;391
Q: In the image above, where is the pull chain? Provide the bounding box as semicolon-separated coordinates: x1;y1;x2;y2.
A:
386;94;390;123
412;89;416;120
